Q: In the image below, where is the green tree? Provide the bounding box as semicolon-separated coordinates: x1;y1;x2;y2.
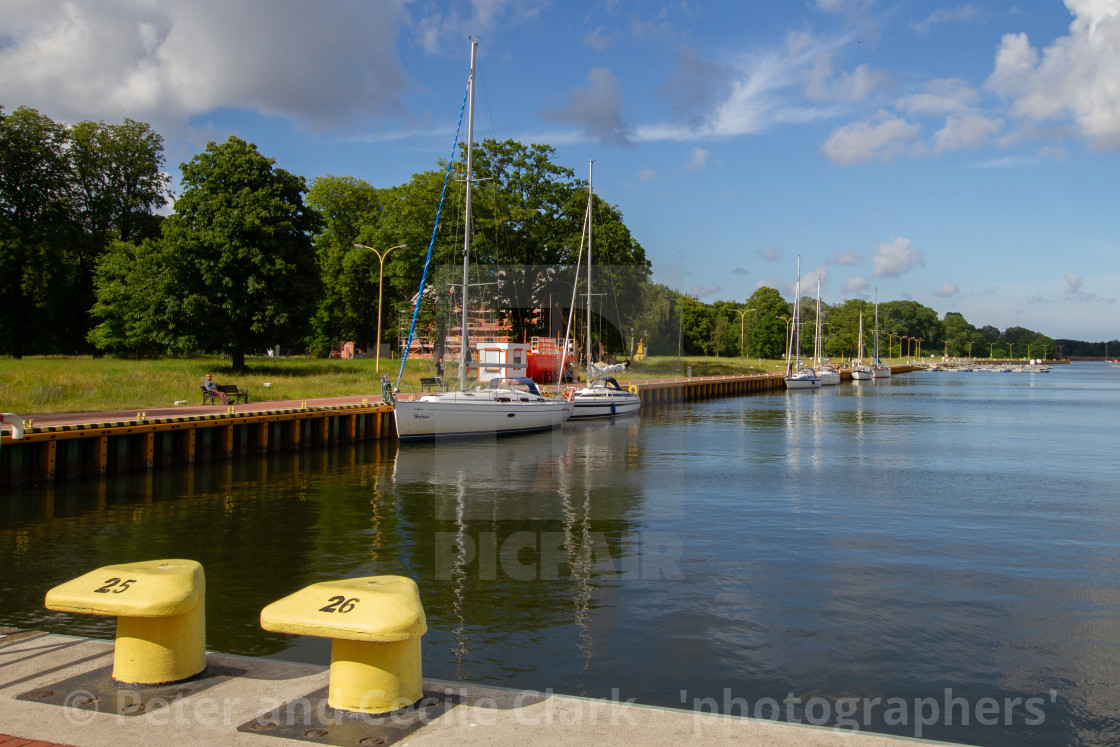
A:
69;118;171;244
744;286;789;359
157;137;321;370
942;312;976;357
0;106;80;356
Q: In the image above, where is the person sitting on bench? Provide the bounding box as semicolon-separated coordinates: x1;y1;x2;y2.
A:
202;373;230;405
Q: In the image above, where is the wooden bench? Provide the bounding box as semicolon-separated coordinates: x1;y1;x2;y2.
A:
419;377;443;392
200;383;249;405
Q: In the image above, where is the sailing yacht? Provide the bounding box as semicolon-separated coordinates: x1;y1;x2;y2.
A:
813;271;840;386
851;312;873;380
784;256;822;389
392;41;574;441
871;288;892;379
570;161;641;419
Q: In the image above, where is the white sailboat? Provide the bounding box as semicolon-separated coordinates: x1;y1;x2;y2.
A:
393;41;574;441
784;256;822;389
570;161;641;419
871;288;892;379
813;270;840;386
851;312;873;380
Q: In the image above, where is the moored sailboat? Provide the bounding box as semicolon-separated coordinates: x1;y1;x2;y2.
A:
392;41;573;440
569;161;641;419
784;256;822;390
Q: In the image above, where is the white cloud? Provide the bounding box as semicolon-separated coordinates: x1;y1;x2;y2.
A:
828;250;859;265
756;247;784;262
637;167;658;182
540;67;633;145
934;282;960;297
843;276;870;293
985;2;1120;149
932;113;1003;152
685;147;710;170
896;78;979;115
0;1;410;133
1065;273;1117;303
821;111;921;165
872;236;926;277
808;59;891;102
690;283;721;299
912;5;981;36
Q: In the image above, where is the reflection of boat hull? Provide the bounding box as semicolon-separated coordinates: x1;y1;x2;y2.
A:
394;391;573;441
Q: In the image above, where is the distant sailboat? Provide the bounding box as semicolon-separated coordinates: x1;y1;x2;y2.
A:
813;270;840;386
871;288;892;379
570;161;641;419
851;312;872;380
784;256;822;390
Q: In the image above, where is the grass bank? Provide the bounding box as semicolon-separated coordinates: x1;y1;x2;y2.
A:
0;355;786;415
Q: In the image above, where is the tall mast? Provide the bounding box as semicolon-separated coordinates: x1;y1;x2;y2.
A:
458;40;477;392
794;255;802;367
586;160;593;388
873;287;879;362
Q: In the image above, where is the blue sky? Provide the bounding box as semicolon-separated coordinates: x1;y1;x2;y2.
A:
2;0;1118;341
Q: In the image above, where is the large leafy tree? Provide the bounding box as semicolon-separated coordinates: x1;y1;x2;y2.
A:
158;137;321;370
0;106;80;356
69;118;170;244
743;286;789;359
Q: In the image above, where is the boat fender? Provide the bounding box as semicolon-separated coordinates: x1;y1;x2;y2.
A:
628;385;638;395
563;389;575;402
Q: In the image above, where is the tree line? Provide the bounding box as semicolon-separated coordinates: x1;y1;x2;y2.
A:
1;107;1104;368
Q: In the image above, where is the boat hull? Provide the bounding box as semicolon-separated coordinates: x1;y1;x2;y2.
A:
817;368;841;386
871;366;892;379
569;390;641;419
784;374;822;389
394;392;573;441
851;368;873;380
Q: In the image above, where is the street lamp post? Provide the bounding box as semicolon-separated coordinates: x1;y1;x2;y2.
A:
1008;342;1014;360
915;338;923;359
968;341;973;360
989;342;995;358
354;243;408;373
733;308;757;364
887;333;898;361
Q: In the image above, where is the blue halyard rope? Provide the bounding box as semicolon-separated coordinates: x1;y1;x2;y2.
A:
395;78;470;389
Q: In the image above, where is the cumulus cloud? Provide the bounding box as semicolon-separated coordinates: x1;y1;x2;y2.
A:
821;111;921;165
912;5;981;36
932;112;1003;152
896;78;979;115
985;3;1120;149
756;247;784;262
843;276;870;293
540;66;634;145
689;283;721;299
685;147;710;170
732;267;750;275
934;282;960;297
871;236;926;277
828;250;859;265
807;59;891;102
0;1;409;132
1065;273;1117;303
637;167;658;182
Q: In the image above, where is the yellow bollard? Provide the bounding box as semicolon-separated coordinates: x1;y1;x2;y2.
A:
45;559;206;685
260;575;426;714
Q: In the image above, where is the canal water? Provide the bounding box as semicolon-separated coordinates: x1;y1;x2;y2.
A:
2;363;1119;745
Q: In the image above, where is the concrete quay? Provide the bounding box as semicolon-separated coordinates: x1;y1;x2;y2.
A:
0;629;951;746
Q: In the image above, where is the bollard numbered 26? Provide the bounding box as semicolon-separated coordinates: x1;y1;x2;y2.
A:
260;575;426;714
45;559;206;685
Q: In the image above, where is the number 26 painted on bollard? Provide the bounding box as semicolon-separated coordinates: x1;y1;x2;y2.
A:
318;596;359;613
94;578;137;593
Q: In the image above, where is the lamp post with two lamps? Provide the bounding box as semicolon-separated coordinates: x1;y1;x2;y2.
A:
353;243;408;373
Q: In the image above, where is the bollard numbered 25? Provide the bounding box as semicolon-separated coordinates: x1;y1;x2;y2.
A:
45;559;206;685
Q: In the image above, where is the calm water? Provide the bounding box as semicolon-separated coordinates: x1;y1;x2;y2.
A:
3;363;1119;745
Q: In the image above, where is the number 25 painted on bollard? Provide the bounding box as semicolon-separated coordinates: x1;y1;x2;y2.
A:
95;578;137;593
319;596;359;613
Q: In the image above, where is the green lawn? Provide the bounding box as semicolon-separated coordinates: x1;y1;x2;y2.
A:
0;354;786;415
